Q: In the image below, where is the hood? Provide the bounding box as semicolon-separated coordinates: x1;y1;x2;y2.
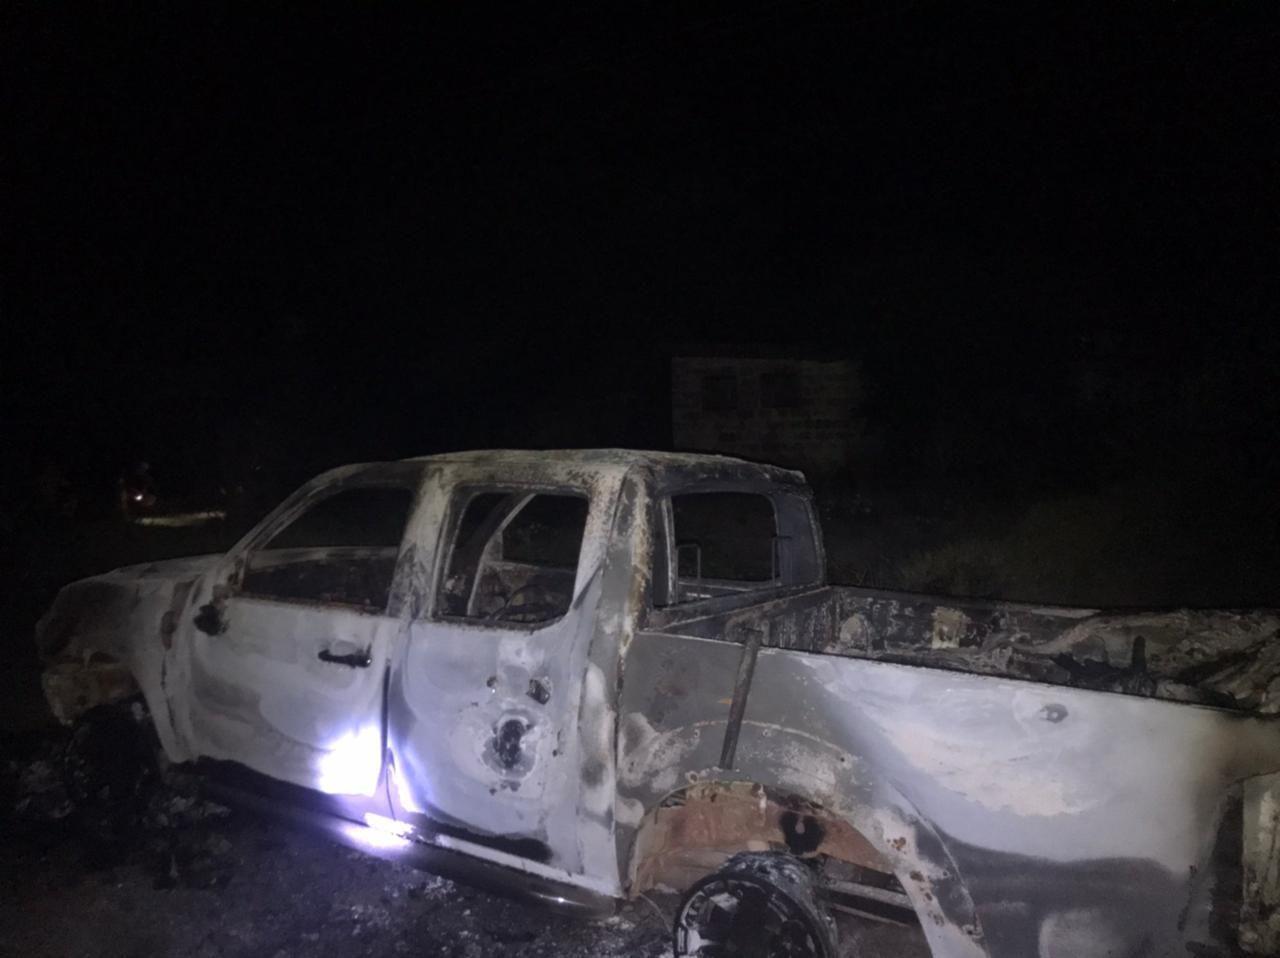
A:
97;553;223;583
35;553;220;661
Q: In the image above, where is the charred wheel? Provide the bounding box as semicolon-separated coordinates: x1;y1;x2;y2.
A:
673;852;838;958
61;701;160;847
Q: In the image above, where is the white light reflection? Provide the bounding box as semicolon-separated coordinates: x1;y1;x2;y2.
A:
389;758;426;814
316;723;382;795
363;812;413;838
338;817;410;853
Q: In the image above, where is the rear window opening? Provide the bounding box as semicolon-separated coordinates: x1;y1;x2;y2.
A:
436;490;589;627
659;490;820;606
674;493;777;583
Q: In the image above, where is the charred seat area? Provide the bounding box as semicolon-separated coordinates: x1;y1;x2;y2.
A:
241;553;399;611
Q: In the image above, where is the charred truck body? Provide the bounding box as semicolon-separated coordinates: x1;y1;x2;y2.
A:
36;450;1280;956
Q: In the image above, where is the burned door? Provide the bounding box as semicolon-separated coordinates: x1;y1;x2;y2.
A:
181;473;417;810
388;480;606;877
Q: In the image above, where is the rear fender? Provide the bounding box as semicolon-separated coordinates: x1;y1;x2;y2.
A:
623;771;988;958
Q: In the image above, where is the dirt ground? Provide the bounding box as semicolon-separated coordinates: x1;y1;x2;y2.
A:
0;727;928;958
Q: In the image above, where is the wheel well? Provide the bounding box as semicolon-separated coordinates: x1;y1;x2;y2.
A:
627;780;893;896
41;654;141;725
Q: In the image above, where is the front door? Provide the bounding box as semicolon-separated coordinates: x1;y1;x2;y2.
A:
387;478;609;880
181;472;419;811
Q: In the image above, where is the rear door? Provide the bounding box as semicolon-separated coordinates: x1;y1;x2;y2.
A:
182;468;419;810
387;472;611;881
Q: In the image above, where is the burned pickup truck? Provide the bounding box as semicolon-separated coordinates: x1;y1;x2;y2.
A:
36;450;1280;956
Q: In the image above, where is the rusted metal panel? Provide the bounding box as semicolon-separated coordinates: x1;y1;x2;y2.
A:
631;780;890;894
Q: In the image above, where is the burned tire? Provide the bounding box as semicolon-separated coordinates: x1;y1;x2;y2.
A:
673;852;838;958
62;702;159;845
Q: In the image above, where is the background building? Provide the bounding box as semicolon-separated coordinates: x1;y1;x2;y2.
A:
671;348;864;477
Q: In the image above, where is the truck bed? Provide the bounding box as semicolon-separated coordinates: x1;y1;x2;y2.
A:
650;584;1280;714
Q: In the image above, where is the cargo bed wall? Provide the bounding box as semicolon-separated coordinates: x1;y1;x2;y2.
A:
648;586;1280;713
829;586;1280;713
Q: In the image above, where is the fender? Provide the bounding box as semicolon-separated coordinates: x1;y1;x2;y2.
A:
36;557;214;763
614;657;990;958
624;773;988;956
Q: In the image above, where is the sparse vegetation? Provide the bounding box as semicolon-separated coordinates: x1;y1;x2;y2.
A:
824;476;1280;609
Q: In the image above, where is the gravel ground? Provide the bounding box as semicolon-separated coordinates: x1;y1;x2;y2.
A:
1;730;929;958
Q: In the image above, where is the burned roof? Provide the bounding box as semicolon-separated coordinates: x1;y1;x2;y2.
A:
404;448;809;486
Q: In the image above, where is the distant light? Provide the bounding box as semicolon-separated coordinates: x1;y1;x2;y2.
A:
133;510;226;528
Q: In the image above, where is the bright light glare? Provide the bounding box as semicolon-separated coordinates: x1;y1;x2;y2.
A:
339;819;410;853
316;723;382;795
390;759;426;814
363;812;413;838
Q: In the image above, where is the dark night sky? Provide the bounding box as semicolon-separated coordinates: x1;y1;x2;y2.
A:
4;3;1278;499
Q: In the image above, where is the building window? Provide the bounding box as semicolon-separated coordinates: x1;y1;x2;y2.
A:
761;370;801;410
701;372;738;413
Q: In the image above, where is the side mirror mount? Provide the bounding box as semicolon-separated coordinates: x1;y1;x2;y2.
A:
193;602;226;636
193;584;231;636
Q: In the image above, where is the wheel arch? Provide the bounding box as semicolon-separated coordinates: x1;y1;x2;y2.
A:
37;575;196;763
623;774;990;957
42;652;142;724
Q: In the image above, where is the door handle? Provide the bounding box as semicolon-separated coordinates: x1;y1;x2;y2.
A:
317;648;372;668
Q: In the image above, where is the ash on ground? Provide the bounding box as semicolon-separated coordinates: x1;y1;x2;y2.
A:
1;731;921;958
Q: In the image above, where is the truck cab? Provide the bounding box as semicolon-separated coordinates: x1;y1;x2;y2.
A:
41;452;822;899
